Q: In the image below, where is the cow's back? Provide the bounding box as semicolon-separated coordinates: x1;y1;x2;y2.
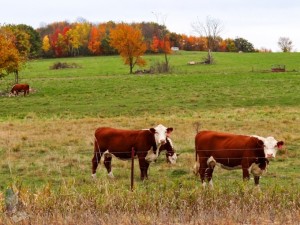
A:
195;130;260;158
11;84;29;92
95;127;154;152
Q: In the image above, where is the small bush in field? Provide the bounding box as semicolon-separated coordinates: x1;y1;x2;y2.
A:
150;61;172;73
50;62;81;70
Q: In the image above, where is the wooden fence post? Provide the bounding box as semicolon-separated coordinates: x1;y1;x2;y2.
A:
131;147;135;191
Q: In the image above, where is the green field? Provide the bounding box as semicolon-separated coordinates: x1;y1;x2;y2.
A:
0;51;300;224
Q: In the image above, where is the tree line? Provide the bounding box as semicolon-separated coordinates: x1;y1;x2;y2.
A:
1;20;257;58
0;20;293;76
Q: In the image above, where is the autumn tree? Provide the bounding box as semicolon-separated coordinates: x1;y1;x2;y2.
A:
110;23;147;74
0;26;30;83
15;24;41;58
224;38;237;52
88;26;101;54
278;37;293;52
42;35;52;56
151;34;171;71
0;30;23;81
73;22;91;55
151;13;172;72
99;22;117;55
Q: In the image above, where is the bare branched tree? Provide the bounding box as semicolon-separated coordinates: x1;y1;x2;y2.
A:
278;37;293;52
192;16;223;52
152;11;171;72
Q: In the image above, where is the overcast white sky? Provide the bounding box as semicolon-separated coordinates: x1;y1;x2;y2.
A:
1;0;299;52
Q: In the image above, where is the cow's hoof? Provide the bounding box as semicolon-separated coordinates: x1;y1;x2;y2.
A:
107;172;115;179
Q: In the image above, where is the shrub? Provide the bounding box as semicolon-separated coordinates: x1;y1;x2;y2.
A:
50;62;81;70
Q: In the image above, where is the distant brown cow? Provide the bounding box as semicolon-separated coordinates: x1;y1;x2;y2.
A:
10;84;30;96
92;124;174;180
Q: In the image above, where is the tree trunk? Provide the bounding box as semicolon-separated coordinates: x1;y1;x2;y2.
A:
14;70;19;84
164;52;169;72
130;63;133;74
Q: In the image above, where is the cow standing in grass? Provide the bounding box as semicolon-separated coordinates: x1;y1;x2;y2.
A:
10;84;30;96
194;130;284;187
92;124;174;180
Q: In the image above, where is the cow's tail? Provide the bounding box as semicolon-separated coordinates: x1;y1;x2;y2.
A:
193;152;200;175
193;121;201;134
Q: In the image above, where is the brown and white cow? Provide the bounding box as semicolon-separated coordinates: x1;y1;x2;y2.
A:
92;124;174;180
194;130;284;187
10;83;30;96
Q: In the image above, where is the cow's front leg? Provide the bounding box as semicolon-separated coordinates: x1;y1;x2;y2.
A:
92;151;101;178
104;154;114;178
138;158;150;180
241;159;251;181
254;176;260;185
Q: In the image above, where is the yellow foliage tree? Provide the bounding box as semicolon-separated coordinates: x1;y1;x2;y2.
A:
42;35;51;52
110;23;147;74
0;32;23;81
66;28;80;56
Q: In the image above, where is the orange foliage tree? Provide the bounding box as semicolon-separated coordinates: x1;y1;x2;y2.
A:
0;33;21;77
151;34;171;72
88;26;101;54
110;23;147;74
0;28;27;83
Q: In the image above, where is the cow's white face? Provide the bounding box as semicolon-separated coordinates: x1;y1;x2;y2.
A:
153;124;173;147
252;135;284;158
263;137;284;158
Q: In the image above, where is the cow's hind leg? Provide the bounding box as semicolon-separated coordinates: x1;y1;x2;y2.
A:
104;153;114;178
199;157;216;188
92;148;102;178
205;156;216;188
199;158;208;187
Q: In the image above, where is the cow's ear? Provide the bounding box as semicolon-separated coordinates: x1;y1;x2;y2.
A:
277;141;284;149
149;128;156;134
257;139;264;147
167;127;173;133
166;128;173;137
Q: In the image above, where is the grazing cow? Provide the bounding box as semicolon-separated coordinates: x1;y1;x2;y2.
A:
158;137;178;164
10;84;30;96
92;124;174;180
194;130;284;187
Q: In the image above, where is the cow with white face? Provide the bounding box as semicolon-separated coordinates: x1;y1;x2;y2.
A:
251;135;284;158
92;124;174;180
144;125;174;162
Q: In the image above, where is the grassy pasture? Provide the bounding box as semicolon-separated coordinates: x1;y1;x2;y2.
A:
0;51;300;224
